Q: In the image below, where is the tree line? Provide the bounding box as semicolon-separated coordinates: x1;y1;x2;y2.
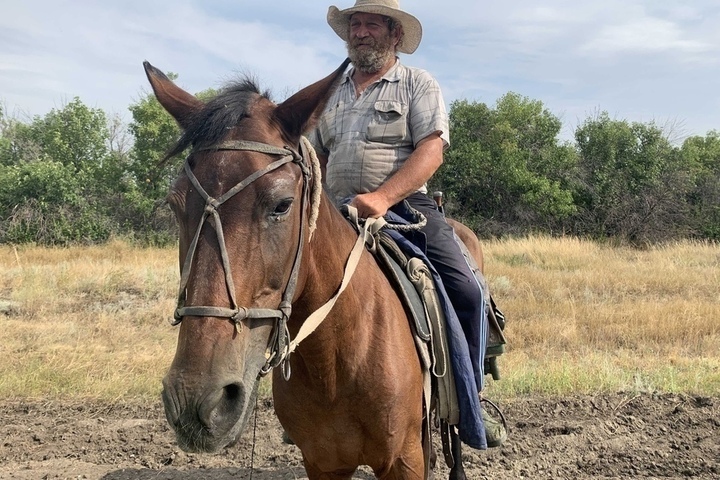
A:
1;88;718;246
434;94;720;244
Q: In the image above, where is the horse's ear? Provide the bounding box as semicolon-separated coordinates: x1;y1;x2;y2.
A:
143;61;203;130
274;58;351;139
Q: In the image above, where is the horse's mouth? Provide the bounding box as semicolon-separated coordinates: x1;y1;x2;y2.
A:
162;380;259;454
175;430;231;454
171;408;250;454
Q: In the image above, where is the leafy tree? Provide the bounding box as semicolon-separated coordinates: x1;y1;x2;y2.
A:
574;112;690;243
128;93;182;201
28;98;109;173
125;83;218;242
433;93;577;236
0;110;42;167
0;160;114;244
680;131;720;239
0;99;123;243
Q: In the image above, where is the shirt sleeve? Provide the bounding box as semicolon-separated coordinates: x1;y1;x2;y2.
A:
408;70;450;150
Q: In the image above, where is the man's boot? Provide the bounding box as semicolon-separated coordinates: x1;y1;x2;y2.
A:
482;409;507;447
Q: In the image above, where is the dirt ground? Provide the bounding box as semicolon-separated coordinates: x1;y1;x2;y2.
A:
1;392;717;479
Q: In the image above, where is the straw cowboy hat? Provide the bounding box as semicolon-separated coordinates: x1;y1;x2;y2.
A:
327;0;423;54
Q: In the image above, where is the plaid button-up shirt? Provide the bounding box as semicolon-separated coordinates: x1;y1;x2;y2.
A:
310;59;450;203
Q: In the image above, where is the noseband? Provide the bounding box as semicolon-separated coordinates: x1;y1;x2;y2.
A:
171;139;312;376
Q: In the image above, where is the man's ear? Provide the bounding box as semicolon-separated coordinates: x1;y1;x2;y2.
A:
392;25;404;49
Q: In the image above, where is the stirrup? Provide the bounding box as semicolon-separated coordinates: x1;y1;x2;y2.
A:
481;397;508;447
481;397;508;427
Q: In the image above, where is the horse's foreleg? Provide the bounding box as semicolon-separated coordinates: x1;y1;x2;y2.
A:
379;456;426;480
303;462;356;480
376;440;426;480
302;454;356;480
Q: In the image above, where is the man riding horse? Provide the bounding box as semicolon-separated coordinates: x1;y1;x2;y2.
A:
310;0;507;448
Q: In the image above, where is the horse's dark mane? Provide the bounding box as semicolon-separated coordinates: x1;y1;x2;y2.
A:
166;78;272;160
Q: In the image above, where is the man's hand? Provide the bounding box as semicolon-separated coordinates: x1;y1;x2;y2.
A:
350;191;391;218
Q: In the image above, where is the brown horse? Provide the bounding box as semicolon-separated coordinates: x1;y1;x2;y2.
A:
145;59;482;479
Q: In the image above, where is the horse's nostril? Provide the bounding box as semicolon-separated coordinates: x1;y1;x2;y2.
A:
223;383;241;402
216;383;244;421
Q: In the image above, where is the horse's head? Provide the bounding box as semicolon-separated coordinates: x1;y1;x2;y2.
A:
144;59;349;453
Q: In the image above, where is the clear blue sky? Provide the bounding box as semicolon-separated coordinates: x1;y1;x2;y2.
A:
2;0;719;142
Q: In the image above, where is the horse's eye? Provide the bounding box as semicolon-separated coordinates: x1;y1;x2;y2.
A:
272;198;294;218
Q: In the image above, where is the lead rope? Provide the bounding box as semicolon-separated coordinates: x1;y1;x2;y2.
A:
301;136;322;241
250;394;259;479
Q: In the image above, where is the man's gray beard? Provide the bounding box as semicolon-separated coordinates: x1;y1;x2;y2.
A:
347;42;395;74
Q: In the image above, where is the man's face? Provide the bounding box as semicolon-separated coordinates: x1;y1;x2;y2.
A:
346;12;398;73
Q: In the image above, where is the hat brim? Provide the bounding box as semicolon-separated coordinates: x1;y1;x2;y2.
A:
327;5;422;54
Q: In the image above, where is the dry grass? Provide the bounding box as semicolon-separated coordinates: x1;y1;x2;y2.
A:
0;240;178;401
0;237;717;401
484;236;720;397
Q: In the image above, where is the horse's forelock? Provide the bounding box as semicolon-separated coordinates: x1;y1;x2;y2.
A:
166;78;273;161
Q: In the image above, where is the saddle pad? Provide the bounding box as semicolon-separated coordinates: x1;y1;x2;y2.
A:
375;231;459;424
375;231;432;341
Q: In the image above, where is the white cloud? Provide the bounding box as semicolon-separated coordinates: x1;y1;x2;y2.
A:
0;0;719;140
581;17;712;55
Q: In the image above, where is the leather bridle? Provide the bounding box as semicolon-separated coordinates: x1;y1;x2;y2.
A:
170;139;312;376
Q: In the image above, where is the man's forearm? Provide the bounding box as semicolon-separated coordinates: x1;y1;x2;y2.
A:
374;133;444;206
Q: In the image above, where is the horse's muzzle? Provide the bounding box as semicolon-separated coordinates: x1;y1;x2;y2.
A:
161;377;254;453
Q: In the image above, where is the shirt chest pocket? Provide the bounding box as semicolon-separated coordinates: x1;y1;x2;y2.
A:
366;100;407;144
